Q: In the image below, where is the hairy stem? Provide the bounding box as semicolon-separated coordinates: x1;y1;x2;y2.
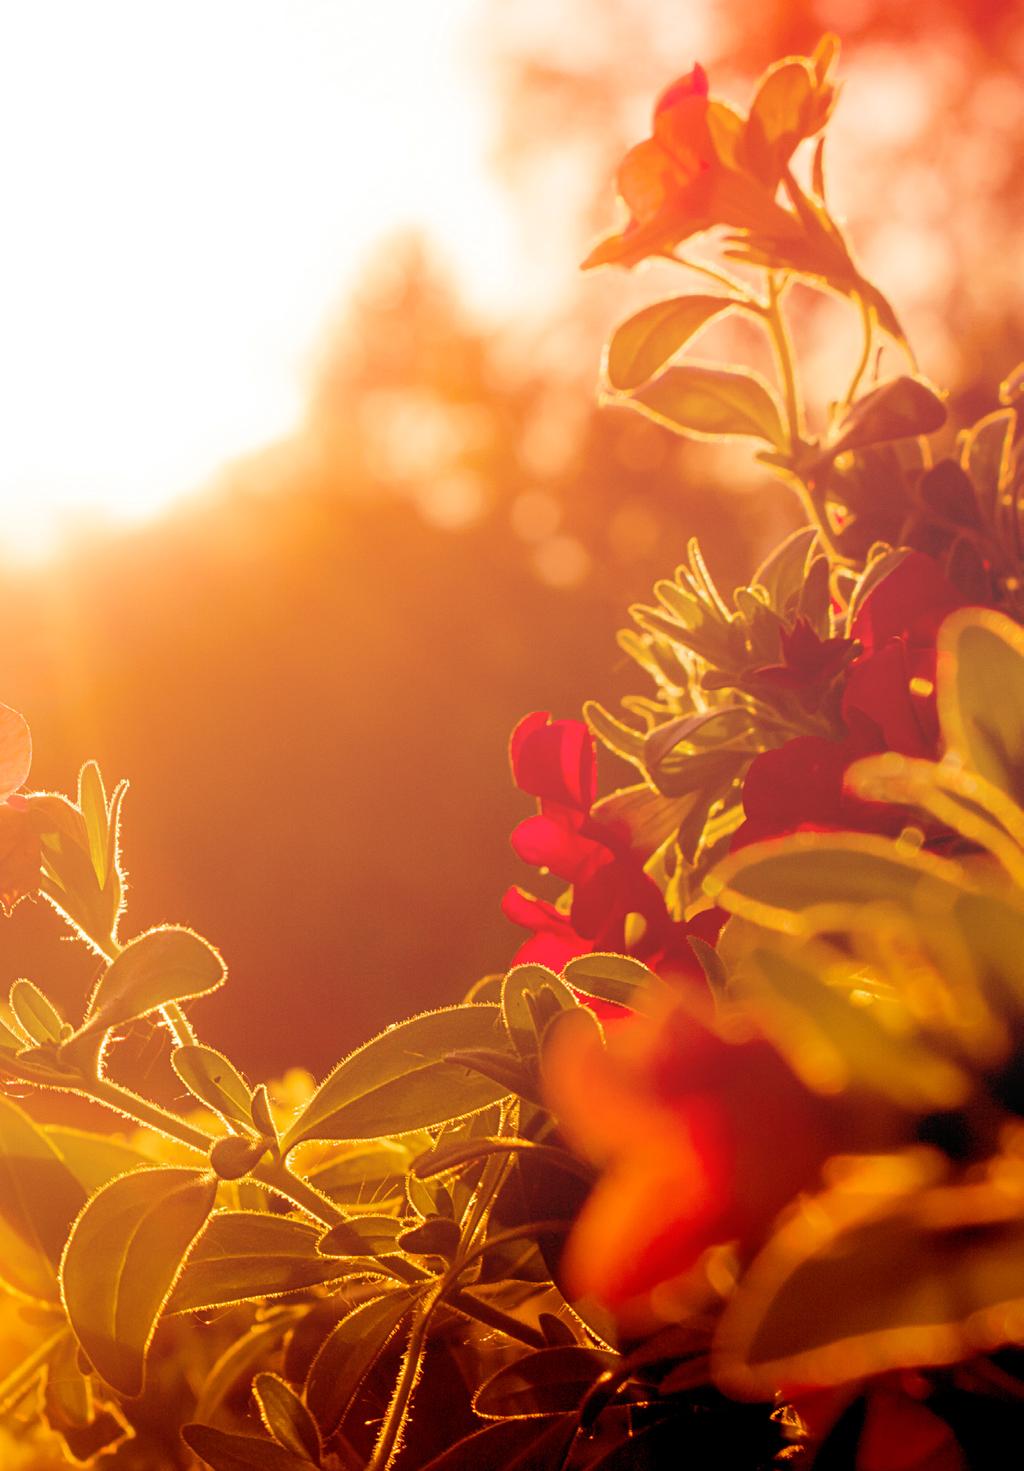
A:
366;1286;442;1471
844;290;874;406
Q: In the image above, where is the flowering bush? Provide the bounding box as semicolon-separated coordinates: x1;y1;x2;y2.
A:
5;36;1024;1471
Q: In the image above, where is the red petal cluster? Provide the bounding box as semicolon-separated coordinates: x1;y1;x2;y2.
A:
503;712;721;987
544;1002;836;1306
735;555;967;847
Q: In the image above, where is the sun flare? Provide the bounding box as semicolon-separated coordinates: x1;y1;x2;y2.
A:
0;0;512;560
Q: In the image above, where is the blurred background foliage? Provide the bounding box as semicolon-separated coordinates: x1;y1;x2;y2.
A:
2;0;1022;1078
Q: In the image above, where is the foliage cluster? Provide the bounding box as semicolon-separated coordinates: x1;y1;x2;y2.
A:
4;38;1024;1471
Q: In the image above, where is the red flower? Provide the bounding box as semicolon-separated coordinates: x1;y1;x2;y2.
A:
734;556;968;848
503;712;721;985
748;616;857;705
543;1001;836;1307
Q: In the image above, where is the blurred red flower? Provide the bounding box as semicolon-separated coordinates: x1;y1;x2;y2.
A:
502;711;720;985
734;555;967;847
543;1002;836;1307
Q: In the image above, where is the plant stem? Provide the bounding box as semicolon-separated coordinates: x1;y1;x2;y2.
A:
844;290;874;406
765;272;803;455
663;249;762;303
366;1286;442;1471
76;1075;350;1228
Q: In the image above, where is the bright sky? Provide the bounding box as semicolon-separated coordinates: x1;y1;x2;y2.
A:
0;0;517;559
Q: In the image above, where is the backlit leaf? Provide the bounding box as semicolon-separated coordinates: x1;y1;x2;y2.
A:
9;979;64;1044
741;945;969;1108
172;1044;255;1133
938;608;1024;807
317;1213;403;1257
167;1211;346;1314
63;926;226;1066
502;963;578;1060
706;832;972;934
626;365;787;449
253;1372;321;1464
283;1004;514;1149
182;1423;316;1471
0;1095;87;1301
305;1288;419;1437
61;1164;216;1394
418;1415;579;1471
562;953;658;1010
606;295;736;391
43;1127;148;1194
474;1345;619;1418
827;376;946;457
714;1155;1024;1397
210;1134;266;1180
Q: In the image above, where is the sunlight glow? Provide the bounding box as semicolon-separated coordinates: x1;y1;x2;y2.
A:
0;0;514;559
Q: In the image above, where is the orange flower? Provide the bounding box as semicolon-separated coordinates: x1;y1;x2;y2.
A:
543;1001;837;1309
582;49;836;271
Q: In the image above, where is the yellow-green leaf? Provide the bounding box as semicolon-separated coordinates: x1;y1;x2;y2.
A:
282;1004;514;1150
166;1211;345;1314
63;926;226;1065
606;295;736;391
715;1155;1024;1397
253;1372;321;1464
561;952;657;1011
827;376;946;457
60;1164;216;1395
43;1127;148;1195
938;608;1024;808
9;979;64;1044
172;1044;254;1132
626;365;787;450
0;1095;87;1301
501;964;578;1061
182;1423;315;1471
706;832;972;934
741;945;969;1108
305;1288;419;1437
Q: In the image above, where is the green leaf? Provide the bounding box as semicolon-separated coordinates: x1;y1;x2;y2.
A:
167;1211;347;1314
43;1126;148;1194
417;1415;579;1471
605;295;736;391
77;761;110;889
63;926;226;1067
397;1216;462;1258
959;407;1012;517
714;1156;1024;1398
706;831;971;934
60;1164;216;1394
253;1372;321;1465
182;1423;316;1471
474;1346;619;1418
172;1044;255;1133
752;526;817;615
741;945;969;1108
625;364;787;450
303;1139;410;1209
827;376;947;457
283;1004;514;1150
0;1095;87;1301
9;979;65;1044
561;953;657;1011
938;608;1024;807
590;784;698;864
305;1289;419;1437
317;1213;403;1258
501;964;578;1061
